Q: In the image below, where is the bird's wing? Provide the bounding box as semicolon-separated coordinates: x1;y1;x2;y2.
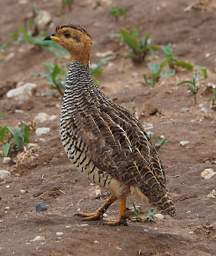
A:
74;99;167;199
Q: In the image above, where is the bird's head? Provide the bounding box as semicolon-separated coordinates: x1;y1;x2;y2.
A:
45;24;92;66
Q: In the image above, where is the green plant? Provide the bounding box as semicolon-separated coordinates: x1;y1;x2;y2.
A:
143;63;163;86
43;63;66;96
161;44;193;72
130;203;142;221
211;87;216;110
119;28;159;63
0;122;30;157
154;136;168;150
10;26;67;57
144;208;156;222
109;6;128;21
178;73;200;105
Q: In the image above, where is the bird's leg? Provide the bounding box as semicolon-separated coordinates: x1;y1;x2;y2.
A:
103;197;128;226
75;195;117;221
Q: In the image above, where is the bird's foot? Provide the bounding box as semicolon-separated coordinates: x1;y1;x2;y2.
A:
75;211;103;221
103;217;128;226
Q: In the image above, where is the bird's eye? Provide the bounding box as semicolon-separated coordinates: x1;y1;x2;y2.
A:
64;32;71;38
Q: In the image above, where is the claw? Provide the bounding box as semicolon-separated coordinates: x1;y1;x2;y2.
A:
75;211;102;221
103;217;128;226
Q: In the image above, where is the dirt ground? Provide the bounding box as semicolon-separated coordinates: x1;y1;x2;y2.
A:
0;0;216;255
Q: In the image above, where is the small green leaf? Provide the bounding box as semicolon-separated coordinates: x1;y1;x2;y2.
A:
8;127;23;150
0;126;9;142
2;143;10;156
175;59;194;71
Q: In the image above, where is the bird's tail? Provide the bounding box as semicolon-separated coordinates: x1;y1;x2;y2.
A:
131;185;176;217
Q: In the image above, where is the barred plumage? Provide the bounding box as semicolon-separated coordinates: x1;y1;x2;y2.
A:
60;61;176;216
47;24;175;224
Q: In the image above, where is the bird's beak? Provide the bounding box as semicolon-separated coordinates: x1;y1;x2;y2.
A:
44;34;61;43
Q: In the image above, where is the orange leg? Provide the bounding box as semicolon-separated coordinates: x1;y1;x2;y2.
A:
103;197;128;226
75;195;117;221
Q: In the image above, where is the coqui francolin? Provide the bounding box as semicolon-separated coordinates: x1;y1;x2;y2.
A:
45;24;176;225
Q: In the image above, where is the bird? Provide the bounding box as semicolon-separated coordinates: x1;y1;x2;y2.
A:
45;24;176;225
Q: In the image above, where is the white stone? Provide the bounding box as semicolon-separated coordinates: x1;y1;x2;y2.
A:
20;189;26;194
96;51;113;58
155;213;165;220
31;235;45;242
35;127;50;136
207;189;216;198
94;240;99;244
201;168;216;180
2;157;11;164
179;140;190;146
0;170;11;179
6;83;37;101
34;10;52;32
56;232;64;236
34;112;57;123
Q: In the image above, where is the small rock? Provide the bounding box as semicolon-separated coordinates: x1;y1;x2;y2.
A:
116;246;122;251
179;140;190;146
20;189;26;194
180;107;190;113
26;143;39;149
31;235;45;242
79;223;89;227
207;189;216;198
155;213;165;220
34;10;52;32
35;127;50;136
36;202;48;213
2;157;12;164
5;206;10;210
199;104;208;114
56;232;64;237
65;225;71;229
96;51;113;58
201;168;216;180
94;240;99;244
0;170;11;179
34;112;57;123
6;83;37;101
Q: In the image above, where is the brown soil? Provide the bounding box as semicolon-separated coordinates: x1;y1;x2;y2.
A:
0;0;216;255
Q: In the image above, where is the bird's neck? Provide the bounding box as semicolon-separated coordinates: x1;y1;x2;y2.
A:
64;60;90;90
62;61;95;113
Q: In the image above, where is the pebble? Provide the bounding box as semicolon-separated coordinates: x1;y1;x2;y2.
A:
6;83;37;101
0;169;11;179
65;225;71;229
207;189;216;198
20;189;26;194
35;127;50;136
2;157;11;164
34;112;57;123
155;213;165;220
180;107;190;113
179;140;190;146
94;240;99;244
36;202;48;213
56;232;64;237
34;10;52;32
31;235;45;242
201;168;216;180
79;223;89;227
